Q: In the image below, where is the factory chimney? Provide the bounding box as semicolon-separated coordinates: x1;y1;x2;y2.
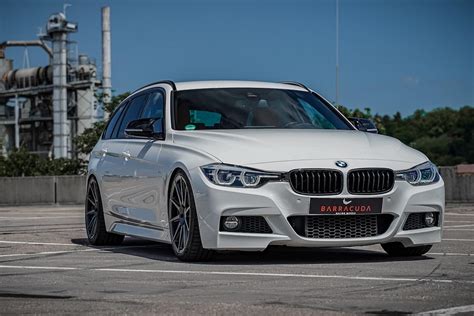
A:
101;6;112;119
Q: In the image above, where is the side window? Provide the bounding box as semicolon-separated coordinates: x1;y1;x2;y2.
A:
140;90;164;119
116;94;148;138
103;101;127;139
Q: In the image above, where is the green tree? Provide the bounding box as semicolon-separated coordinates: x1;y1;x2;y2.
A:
337;104;474;165
0;147;84;177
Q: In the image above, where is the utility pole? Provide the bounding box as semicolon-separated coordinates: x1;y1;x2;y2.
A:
102;7;112;120
14;94;19;149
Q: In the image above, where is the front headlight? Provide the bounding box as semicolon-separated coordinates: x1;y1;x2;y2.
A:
395;161;440;185
200;164;281;188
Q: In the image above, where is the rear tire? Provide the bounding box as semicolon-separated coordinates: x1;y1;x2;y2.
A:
85;177;124;246
382;242;432;257
168;170;213;262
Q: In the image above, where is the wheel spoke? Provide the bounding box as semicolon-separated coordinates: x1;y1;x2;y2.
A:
176;180;183;206
183;215;190;232
181;225;187;248
183;206;190;216
183;186;189;207
169;214;180;223
87;196;97;208
180;180;187;207
170;198;180;211
91;183;98;202
86;208;96;216
88;214;97;236
174;182;183;206
178;226;185;250
91;218;98;236
172;223;182;243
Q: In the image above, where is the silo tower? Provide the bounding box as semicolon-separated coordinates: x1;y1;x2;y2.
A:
46;12;77;158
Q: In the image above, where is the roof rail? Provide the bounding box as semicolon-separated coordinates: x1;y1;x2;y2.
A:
132;80;177;94
280;81;310;92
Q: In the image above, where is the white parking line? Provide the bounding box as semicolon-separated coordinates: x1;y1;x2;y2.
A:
0;212;80;216
0;265;76;271
444;213;474;217
443;224;474;228
443;228;474;231
430;252;472;256
0;245;159;258
417;304;474;315
443;238;474;242
0;248;97;258
0;216;83;220
0;265;473;284
0;240;80;246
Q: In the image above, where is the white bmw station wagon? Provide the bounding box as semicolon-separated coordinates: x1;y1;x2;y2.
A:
86;80;444;261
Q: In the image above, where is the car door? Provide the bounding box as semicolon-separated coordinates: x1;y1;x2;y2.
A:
97;100;130;216
121;88;166;228
102;92;149;222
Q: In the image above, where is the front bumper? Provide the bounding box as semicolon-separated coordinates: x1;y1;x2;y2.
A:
190;167;444;251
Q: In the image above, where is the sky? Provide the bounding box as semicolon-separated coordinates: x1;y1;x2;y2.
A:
1;0;473;115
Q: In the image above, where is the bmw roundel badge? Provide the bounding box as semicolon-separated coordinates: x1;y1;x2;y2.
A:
335;161;348;168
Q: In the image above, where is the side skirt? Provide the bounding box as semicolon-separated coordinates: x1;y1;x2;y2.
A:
108;212;171;244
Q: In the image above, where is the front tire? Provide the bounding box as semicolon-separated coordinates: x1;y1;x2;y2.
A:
85;177;124;246
168;170;213;261
382;242;432;257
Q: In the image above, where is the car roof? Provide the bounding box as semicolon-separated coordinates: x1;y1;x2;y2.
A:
173;80;308;92
133;80;309;93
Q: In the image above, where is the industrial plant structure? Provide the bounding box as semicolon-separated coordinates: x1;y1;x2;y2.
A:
0;6;112;158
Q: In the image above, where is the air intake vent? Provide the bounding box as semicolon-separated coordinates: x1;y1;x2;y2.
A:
347;169;394;194
403;213;439;230
219;216;272;234
289;169;343;195
288;214;393;239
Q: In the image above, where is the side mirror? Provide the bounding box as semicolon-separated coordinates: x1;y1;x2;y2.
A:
349;117;378;134
125;118;164;139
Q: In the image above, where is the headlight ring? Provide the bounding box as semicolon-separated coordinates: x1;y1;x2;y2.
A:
395;161;440;186
201;164;281;188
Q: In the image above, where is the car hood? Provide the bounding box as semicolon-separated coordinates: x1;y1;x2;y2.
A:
172;129;428;170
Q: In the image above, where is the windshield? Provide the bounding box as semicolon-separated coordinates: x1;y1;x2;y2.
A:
173;88;352;130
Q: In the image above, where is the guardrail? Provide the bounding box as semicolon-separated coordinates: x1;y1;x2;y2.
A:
0;167;472;205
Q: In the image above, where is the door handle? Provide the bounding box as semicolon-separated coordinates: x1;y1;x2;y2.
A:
101;147;108;157
122;150;131;159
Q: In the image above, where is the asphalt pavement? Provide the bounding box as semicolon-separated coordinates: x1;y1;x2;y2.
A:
0;204;473;315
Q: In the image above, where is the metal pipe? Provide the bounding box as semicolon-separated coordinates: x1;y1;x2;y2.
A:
0;40;53;58
101;6;112;119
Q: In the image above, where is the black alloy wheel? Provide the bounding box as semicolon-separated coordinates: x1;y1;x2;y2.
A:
85;177;124;245
168;171;213;261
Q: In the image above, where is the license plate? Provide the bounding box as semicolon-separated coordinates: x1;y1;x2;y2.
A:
310;198;383;215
